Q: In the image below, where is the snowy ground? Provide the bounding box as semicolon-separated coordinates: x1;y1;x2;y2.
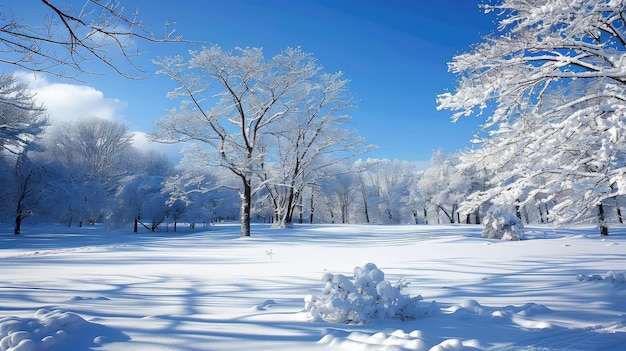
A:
1;222;625;351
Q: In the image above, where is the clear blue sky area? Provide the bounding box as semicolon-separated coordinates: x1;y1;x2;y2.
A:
9;0;497;164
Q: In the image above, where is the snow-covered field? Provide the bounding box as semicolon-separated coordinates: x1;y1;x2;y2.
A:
1;223;625;351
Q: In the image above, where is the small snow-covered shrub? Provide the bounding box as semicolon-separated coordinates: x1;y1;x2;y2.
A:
577;271;625;286
304;263;438;324
482;205;524;241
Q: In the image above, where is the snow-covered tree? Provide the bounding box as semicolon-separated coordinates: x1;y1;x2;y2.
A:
41;118;134;225
318;165;360;224
260;70;367;228
298;183;322;224
0;158;12;223
9;152;33;234
128;149;173;178
162;163;239;229
437;0;626;235
112;175;168;232
0;73;47;233
378;160;420;224
0;73;47;156
418;151;468;224
32;129;172;227
353;158;418;224
7;150;47;234
406;170;426;224
46;117;134;194
153;46;360;236
452;158;489;224
34;161;90;227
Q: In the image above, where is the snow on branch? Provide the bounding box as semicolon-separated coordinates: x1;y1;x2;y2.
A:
0;0;207;80
304;263;438;323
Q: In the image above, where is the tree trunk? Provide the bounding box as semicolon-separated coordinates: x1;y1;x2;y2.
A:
309;191;315;224
437;205;454;223
298;194;303;224
240;179;251;237
423;208;428;225
133;216;138;233
615;197;623;224
412;210;419;224
13;161;31;236
474;209;480;225
14;214;22;235
67;214;73;228
284;187;296;225
598;203;609;236
360;182;370;224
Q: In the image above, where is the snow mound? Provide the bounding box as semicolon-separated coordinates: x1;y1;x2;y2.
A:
250;299;276;311
319;328;479;351
319;302;557;350
320;328;430;351
482;205;524;241
304;263;438;324
0;309;122;351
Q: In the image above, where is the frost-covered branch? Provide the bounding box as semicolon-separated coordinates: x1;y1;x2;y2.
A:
442;1;626;234
0;0;205;80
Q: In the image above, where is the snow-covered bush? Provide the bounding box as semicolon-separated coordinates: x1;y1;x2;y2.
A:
482;205;524;241
304;263;438;323
577;271;625;286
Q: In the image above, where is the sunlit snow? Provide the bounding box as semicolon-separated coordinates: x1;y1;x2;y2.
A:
1;223;625;350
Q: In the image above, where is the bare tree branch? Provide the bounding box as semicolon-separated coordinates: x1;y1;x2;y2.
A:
0;0;207;80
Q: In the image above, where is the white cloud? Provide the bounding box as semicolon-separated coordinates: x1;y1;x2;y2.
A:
16;72;127;125
15;72;183;164
132;131;184;163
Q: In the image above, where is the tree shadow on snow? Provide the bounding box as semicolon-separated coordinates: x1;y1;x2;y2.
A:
60;319;131;351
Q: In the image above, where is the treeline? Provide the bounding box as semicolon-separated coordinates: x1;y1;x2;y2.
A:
3;113;624;235
0;115;430;232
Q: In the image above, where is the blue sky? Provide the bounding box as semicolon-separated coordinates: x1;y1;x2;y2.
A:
8;0;496;164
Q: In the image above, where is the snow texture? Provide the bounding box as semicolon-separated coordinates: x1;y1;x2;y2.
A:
0;223;625;350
